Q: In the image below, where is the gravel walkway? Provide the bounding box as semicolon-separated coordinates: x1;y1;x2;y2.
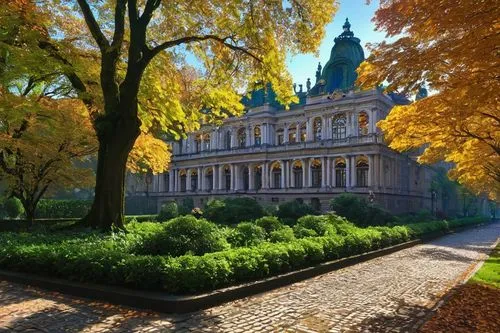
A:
0;223;498;333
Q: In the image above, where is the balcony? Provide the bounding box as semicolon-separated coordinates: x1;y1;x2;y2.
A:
173;134;383;161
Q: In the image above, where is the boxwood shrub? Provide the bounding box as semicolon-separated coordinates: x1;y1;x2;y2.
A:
0;216;488;294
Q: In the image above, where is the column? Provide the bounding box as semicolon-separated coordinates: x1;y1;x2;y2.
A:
169;170;175;193
345;156;351;188
280;160;286;189
290;163;296;188
249;164;255;190
368;154;374;187
186;170;192;192
296;121;301;142
231;129;237;148
213;165;218;191
326;157;331;187
234;164;240;190
379;154;385;189
197;167;202;190
176;170;181;192
326;116;332;140
351;156;357;187
262;162;269;189
245;127;251;147
301;159;308;188
218;165;224;190
306;118;313;141
307;158;313;188
373;154;379;188
321;156;327;188
283;126;289;144
261;124;267;145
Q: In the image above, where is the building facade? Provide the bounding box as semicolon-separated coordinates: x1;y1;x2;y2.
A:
130;19;436;214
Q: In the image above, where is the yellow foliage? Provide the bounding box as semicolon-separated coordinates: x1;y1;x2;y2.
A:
359;0;500;200
128;133;171;174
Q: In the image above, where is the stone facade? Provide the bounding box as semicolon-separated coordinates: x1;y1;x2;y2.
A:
127;19;436;214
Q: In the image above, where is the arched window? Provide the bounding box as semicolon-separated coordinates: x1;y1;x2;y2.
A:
271;161;281;189
223;165;231;190
292;160;303;188
243;167;249;190
203;133;211;150
300;122;307;142
205;168;213;191
224;130;231;150
358;112;369;136
332;113;347;140
254;165;262;190
313;117;322;141
276;128;284;145
254;126;261;146
237;128;246;148
179;170;187;192
356;156;369;187
190;170;198;191
335;158;346;187
310;159;322;188
288;125;297;143
195;134;202;153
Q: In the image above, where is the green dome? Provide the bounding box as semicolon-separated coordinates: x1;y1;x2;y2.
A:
310;18;365;95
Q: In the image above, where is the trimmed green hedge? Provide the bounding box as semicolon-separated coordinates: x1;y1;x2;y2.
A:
35;200;92;218
0;216;488;294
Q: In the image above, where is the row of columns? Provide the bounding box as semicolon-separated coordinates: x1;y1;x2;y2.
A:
164;153;403;193
174;110;378;154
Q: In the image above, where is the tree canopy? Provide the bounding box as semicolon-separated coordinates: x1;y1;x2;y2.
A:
358;0;499;200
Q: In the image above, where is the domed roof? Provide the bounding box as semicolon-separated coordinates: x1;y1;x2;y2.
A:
310;18;365;95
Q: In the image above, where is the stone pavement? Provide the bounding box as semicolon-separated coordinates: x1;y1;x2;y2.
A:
0;223;498;333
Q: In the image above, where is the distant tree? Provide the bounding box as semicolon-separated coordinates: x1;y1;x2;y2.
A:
358;0;499;200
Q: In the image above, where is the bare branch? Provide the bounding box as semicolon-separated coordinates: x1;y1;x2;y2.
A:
76;0;109;52
111;0;127;50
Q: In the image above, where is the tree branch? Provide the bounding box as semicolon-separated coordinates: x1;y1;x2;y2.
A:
140;0;162;26
147;35;262;63
111;0;127;50
76;0;109;52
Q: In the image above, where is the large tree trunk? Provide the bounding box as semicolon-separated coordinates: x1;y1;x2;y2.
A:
84;111;140;231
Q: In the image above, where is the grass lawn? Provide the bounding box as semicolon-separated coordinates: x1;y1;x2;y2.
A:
469;243;500;288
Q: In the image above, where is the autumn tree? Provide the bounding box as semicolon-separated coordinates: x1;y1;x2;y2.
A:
358;0;500;200
3;0;337;229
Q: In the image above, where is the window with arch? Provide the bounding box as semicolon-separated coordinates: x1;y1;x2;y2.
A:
179;170;187;192
335;158;346;187
313;117;322;141
205;168;213;191
237;128;246;148
195;134;202;152
276;128;284;145
242;167;249;190
356;156;369;187
254;165;262;189
224;130;231;150
332;113;347;140
202;133;211;150
254;126;261;146
358;112;369;136
292;160;303;188
310;159;322;188
300;122;307;142
190;170;198;191
224;165;231;190
288;125;297;143
271;162;281;189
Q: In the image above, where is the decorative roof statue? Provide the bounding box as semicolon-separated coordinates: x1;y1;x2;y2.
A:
306;78;311;92
335;18;356;42
315;62;322;83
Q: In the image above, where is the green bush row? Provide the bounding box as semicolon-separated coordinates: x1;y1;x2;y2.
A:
0;216;488;294
35;200;92;218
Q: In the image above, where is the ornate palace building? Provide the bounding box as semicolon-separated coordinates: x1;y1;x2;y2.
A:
130;19;435;213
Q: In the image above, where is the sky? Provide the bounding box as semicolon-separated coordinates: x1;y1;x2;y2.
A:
287;0;386;86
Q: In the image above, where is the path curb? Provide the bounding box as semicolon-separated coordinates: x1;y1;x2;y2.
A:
0;223;492;313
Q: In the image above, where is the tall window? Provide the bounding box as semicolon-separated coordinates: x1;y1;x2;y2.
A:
271;162;281;189
203;133;210;150
332;113;347;140
288;125;297;143
190;170;197;191
255;165;262;190
276;128;284;145
293;161;303;188
224;130;231;150
237;127;246;148
195;135;201;152
254;126;261;146
356;157;369;187
300;123;307;142
205;168;213;191
224;166;231;190
243;167;249;190
180;170;187;192
164;173;170;192
335;158;346;187
358;112;369;136
313;117;322;141
311;159;322;188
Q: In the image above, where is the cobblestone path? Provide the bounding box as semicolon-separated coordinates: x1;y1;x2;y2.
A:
0;223;498;333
